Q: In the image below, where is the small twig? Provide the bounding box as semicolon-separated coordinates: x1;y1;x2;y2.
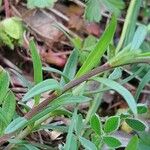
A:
4;0;11;18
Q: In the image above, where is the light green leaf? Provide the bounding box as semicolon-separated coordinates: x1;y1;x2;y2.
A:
125;118;147;131
60;49;78;86
0;67;10;103
76;15;117;77
24;144;40;150
93;77;137;114
22;79;61;102
131;25;148;50
135;69;150;100
104;116;120;133
2;17;23;39
2;90;16;123
27;0;57;9
90;114;102;135
85;0;101;22
5;117;28;134
103;136;121;148
29;40;43;105
79;136;97;150
125;135;139;150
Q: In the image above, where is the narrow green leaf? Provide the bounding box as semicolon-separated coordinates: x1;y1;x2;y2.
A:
90;114;102;135
103;136;121;148
29;40;43;104
28;94;91;125
125;118;147;131
76;15;117;77
93;77;137;114
64;109;77;150
125;135;139;150
24;144;40;150
131;25;147;50
2;90;16;123
5;117;28;134
22;79;61;102
60;49;78;86
79;136;97;150
74;114;83;135
39;124;68;133
104;116;120;133
0;67;10;103
135;69;150;100
42;67;70;83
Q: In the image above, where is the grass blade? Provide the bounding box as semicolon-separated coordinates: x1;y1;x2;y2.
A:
76;15;117;77
93;77;137;114
29;40;43;105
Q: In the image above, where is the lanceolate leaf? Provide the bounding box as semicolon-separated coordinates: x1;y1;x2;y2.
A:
64;109;77;150
93;77;137;114
29;40;43;105
76;15;117;77
131;25;148;50
135;69;150;100
60;49;78;86
125;135;139;150
22;79;61;102
5;117;28;134
79;136;97;150
28;94;91;125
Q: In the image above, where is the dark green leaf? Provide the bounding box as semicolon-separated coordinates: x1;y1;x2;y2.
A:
93;77;137;114
76;15;117;77
22;79;61;102
125;135;139;150
79;136;97;150
125;118;147;131
104;116;120;133
90;114;102;135
137;104;148;114
103;136;122;148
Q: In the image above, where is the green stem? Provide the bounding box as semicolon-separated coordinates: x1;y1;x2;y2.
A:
116;0;140;53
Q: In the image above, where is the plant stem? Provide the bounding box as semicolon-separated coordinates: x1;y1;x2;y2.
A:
116;0;139;53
